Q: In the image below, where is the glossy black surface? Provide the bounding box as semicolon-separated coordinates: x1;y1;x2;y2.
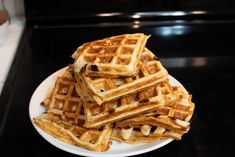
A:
25;0;235;18
24;0;235;26
1;21;235;157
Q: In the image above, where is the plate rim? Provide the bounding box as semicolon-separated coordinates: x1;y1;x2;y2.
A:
29;67;186;157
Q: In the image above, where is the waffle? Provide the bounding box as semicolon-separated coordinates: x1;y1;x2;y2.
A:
33;113;112;151
83;82;176;128
41;68;76;110
72;33;149;78
110;86;195;143
35;68;112;151
146;86;195;123
76;48;168;104
41;69;86;125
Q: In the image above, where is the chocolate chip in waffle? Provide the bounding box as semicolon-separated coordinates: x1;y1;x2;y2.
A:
72;33;149;78
75;48;168;105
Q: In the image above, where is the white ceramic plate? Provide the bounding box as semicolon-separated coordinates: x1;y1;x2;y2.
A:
29;67;187;157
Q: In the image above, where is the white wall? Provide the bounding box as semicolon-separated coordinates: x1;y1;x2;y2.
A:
4;0;25;17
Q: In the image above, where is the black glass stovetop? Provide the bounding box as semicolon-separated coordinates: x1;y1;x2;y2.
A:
1;21;235;157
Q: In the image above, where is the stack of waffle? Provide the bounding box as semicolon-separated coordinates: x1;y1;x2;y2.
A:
33;33;195;151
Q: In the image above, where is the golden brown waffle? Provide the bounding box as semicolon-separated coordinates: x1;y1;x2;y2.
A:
83;82;176;128
42;69;75;109
110;86;195;143
76;48;168;105
36;68;112;151
72;33;149;78
146;86;195;122
33;113;112;151
42;69;86;125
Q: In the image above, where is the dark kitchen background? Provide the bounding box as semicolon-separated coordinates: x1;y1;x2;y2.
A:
1;0;235;156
